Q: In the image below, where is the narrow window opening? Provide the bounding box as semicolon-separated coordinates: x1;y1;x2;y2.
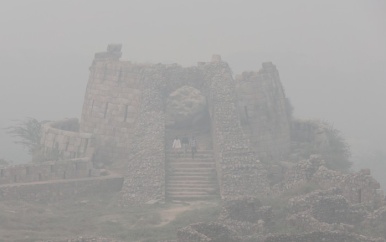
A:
63;171;66;179
103;64;107;81
14;175;17;183
52;136;56;150
358;189;362;203
124;105;128;122
38;173;42;181
90;99;94;115
26;167;30;175
50;165;54;172
88;169;92;177
104;102;109;118
118;67;122;82
83;139;89;153
65;141;70;151
244;106;249;119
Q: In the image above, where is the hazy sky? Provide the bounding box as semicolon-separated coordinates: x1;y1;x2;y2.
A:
1;0;385;164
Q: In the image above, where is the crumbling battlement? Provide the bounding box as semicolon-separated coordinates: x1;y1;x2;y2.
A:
75;45;291;203
0;174;123;203
0;158;123;202
0;158;95;185
177;222;237;242
263;231;384;242
237;62;291;162
41;119;95;160
313;167;384;207
273;155;385;208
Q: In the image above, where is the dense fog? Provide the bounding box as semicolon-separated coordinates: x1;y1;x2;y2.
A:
1;1;385;185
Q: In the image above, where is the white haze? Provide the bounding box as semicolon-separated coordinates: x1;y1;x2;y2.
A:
0;1;385;184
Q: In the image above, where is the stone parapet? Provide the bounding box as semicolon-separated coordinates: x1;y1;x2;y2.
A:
41;119;95;160
0;174;123;202
0;158;95;185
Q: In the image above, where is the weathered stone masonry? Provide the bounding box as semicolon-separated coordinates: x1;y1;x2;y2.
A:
0;159;123;202
40;44;292;204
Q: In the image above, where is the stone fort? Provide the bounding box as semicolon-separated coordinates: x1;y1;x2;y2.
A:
2;44;386;241
39;44;291;204
2;44;383;209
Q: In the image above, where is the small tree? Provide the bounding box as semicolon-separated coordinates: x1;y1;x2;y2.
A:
0;158;12;166
321;123;352;171
291;119;352;171
5;117;45;162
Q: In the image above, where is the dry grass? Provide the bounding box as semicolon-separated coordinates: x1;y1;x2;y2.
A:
0;193;220;242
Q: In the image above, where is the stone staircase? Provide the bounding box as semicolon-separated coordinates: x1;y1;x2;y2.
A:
165;150;219;201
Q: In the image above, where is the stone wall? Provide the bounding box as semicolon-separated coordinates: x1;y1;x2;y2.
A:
263;231;384;242
0;174;123;202
77;46;293;203
119;65;167;204
237;62;291;162
313;167;384;207
201;57;268;199
177;222;237;242
41;119;94;160
0;158;95;185
40;237;123;242
273;155;385;208
80;59;143;161
38;236;123;242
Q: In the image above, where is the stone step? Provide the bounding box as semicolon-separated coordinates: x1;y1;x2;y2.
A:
167;154;214;159
169;171;215;176
166;181;215;188
167;167;215;172
167;175;215;181
166;195;219;202
166;162;216;168
166;180;216;185
165;131;217;201
166;187;217;192
167;150;213;155
167;195;218;201
167;159;215;164
166;192;218;197
166;190;215;196
166;147;213;154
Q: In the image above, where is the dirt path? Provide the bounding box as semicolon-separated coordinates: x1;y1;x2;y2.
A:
157;201;216;227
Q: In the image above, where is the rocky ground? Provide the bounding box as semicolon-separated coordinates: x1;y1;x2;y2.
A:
0;192;220;242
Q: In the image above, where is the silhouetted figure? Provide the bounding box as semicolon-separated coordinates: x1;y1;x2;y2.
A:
190;136;197;159
172;137;182;150
181;135;189;153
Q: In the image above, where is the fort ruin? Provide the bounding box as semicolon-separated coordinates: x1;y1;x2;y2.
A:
37;44;292;204
1;44;385;241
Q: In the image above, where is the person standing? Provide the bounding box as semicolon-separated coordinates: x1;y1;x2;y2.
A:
172;137;182;151
190;136;197;159
181;135;189;153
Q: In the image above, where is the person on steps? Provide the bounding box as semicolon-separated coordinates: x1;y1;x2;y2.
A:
190;136;197;159
172;137;182;153
181;135;189;153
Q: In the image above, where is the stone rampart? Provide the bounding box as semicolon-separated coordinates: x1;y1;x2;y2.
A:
177;222;237;242
201;59;268;199
0;174;123;202
273;155;385;208
0;158;95;185
76;46;291;203
41;119;94;160
237;62;291;162
313;167;384;207
263;231;384;242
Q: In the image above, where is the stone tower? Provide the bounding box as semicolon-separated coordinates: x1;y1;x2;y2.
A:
75;45;292;203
